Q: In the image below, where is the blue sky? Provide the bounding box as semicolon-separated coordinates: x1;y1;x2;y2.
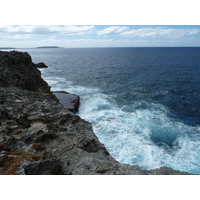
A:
1;25;200;48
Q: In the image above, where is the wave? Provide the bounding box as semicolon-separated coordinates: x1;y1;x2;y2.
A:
78;91;200;174
41;71;200;174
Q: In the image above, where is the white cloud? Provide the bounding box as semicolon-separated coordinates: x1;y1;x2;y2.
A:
121;27;200;38
39;25;95;35
0;25;95;37
97;26;130;35
39;38;115;47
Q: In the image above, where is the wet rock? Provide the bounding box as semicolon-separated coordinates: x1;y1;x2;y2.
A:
53;91;80;113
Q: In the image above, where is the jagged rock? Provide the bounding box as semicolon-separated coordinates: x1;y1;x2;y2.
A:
53;91;80;113
0;51;191;175
0;50;50;92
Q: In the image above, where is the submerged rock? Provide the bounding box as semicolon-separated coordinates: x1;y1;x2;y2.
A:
0;51;191;175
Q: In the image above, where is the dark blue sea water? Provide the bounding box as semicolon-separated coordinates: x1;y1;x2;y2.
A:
17;47;200;174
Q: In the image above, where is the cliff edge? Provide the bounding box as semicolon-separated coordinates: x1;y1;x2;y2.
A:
0;51;190;175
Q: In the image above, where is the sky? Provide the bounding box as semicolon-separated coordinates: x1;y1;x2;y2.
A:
1;25;200;48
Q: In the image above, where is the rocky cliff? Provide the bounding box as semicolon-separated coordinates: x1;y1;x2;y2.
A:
0;51;190;175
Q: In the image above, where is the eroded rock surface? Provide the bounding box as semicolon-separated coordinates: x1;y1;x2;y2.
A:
0;51;190;175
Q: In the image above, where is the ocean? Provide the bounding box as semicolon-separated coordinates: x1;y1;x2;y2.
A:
17;47;200;174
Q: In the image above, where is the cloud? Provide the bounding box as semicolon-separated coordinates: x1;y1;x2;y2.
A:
0;25;95;37
42;25;95;35
39;38;115;47
120;27;200;38
97;26;130;35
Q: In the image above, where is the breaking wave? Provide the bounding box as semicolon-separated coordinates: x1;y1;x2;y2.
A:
42;70;200;174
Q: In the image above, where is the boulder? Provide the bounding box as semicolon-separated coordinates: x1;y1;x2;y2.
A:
35;62;48;68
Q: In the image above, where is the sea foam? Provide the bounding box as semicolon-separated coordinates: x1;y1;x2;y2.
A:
41;70;200;174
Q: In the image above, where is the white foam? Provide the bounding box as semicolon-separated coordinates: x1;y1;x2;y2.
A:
78;88;200;174
42;72;200;174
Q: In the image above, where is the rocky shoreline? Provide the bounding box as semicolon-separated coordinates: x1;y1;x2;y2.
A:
0;51;191;175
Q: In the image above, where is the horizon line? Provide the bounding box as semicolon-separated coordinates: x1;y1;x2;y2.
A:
1;46;200;49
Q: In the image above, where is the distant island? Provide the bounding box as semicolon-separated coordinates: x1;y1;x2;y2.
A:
0;47;15;49
37;46;61;48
